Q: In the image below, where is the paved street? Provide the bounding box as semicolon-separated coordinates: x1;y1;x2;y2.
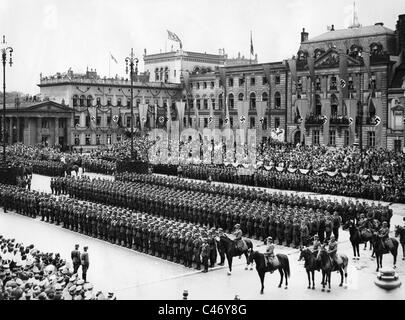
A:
1;173;404;299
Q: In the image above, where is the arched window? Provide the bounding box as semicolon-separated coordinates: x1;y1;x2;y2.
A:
160;68;163;82
218;93;223;109
315;94;322;116
349;44;363;58
155;68;160;81
107;97;112;106
262;92;268;102
117;98;122;106
274;92;281;108
72;95;78;107
96;97;101;106
238;93;244;101
136;99;140;107
249;92;256;110
164;67;169;83
86;95;93;107
370;43;383;56
79;95;85;107
228;93;234;109
330;94;338;118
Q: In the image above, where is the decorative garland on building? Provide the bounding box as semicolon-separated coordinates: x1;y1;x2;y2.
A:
76;86;90;94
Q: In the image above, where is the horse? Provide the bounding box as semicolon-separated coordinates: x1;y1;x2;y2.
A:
342;220;373;260
298;247;320;290
371;232;398;272
218;235;253;275
248;250;290;294
394;225;405;260
317;245;348;292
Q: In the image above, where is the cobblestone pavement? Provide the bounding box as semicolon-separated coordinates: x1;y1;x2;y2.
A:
1;173;403;299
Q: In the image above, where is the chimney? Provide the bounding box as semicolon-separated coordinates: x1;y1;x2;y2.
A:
331;24;335;31
301;28;309;42
396;14;405;53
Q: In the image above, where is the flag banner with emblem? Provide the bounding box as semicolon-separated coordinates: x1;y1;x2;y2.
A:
345;99;358;145
263;64;272;86
88;106;97;130
224;95;230;129
223;128;234;163
139;103;148;131
237;100;249;130
202;128;212;164
110;53;118;64
307;56;315;84
208;98;215;129
166;103;172;135
111;106;120;128
170;120;180;165
339;53;349;100
321;98;331;145
175;101;186;132
256;101;267;132
296;99;309;142
372;98;383;147
167;30;182;49
212;128;223;165
287;58;297;83
235;129;246;164
247;128;257;165
194;99;200;130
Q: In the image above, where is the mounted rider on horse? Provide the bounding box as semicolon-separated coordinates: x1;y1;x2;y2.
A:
378;221;394;251
263;237;280;272
233;224;248;254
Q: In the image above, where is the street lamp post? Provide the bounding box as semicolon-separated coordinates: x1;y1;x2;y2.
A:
1;35;13;164
125;48;139;159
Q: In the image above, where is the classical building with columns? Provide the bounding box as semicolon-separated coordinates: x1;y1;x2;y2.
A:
1;100;73;147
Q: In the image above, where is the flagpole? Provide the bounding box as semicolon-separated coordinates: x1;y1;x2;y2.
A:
250;31;252;65
109;52;111;78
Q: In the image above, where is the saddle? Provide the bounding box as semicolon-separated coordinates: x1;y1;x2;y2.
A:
235;239;248;253
265;255;280;272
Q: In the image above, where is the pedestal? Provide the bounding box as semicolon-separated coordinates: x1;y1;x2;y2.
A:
374;267;401;290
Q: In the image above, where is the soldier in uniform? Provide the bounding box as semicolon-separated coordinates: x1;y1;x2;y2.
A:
332;211;342;241
207;229;217;268
201;238;210;273
71;244;81;274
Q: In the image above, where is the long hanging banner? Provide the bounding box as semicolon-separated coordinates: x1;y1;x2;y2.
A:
321;99;331;145
194;98;200;130
139;103;148;131
175;101;186;132
296;99;309;142
208;98;215;129
372;98;383;147
345;99;358;145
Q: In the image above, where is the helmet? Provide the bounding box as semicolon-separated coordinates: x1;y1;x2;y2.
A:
267;237;273;242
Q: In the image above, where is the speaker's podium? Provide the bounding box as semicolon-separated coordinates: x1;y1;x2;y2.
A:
117;159;150;174
0;162;23;185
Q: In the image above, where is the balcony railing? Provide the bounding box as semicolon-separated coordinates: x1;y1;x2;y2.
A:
305;114;325;126
329;116;350;125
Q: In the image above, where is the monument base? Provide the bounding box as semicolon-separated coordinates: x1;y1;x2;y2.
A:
374;267;401;290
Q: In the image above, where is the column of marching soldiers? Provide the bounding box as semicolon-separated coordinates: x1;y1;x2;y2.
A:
0;172;392;272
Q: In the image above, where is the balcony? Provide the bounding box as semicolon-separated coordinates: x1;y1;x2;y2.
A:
329;116;350;126
305;113;325;126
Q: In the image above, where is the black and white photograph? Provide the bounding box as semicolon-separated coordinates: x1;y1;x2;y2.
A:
1;0;405;309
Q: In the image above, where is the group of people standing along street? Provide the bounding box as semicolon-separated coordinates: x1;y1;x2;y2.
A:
70;245;89;282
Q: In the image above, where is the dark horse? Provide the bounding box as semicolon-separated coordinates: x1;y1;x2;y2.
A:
371;232;398;272
342;220;373;260
317;245;348;292
298;247;320;290
248;250;290;294
394;226;405;260
218;235;253;275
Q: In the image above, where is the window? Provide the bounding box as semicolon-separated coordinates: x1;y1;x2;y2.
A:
73;95;78;107
107;116;111;126
239;77;245;87
348;76;354;91
74;116;80;127
80;95;85;107
228;78;234;87
275;92;281;108
228;93;234;109
315;77;321;91
344;130;350;146
331;94;338;118
204;118;208;128
183;117;187;128
136;99;140;108
107;98;112;106
210;81;214;89
155;68;159;81
126;99;130;107
211;98;215;109
275;74;280;84
197;83;200;90
203;82;207;89
164;67;169;82
96;116;101;126
41;119;49;129
107;134;112;145
86;95;92;107
369;74;376;90
117;134;121;142
250;117;255;129
249;92;256;110
368;131;375;148
74;134;80;146
330;76;337;90
96;97;101;106
174;70;176;77
250;77;255;86
297;77;303;91
394;140;402;153
86;115;90;127
188;99;194;109
203;99;208;109
126;116;131;127
263;117;268;130
262;92;268;102
96;134;101;145
219;118;223;127
275;117;280;129
312;130;320;145
117;98;122;106
230;117;234;128
329;130;336;146
59;120;65;129
218;94;223;109
197;99;201;110
85;134;91;145
238;93;244;101
262;76;268;85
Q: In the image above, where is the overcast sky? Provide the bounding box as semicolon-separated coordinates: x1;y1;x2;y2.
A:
1;0;405;94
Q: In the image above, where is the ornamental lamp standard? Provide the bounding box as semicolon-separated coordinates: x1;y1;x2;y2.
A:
1;35;13;163
125;48;139;159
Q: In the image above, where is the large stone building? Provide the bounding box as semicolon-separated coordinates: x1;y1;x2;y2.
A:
7;13;404;151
